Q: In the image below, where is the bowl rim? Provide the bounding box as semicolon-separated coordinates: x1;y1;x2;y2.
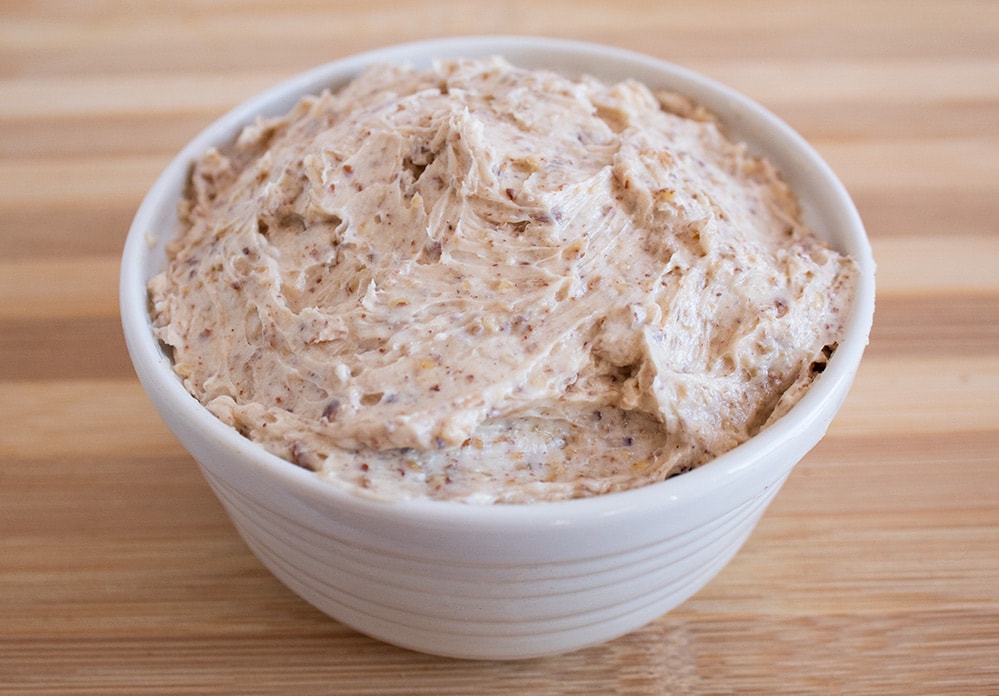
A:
120;35;875;528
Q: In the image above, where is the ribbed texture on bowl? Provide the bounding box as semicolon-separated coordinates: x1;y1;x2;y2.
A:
200;463;789;659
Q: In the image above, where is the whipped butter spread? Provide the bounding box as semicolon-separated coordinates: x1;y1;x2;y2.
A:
149;57;857;503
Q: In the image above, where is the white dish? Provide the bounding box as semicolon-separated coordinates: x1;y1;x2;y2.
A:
120;36;875;660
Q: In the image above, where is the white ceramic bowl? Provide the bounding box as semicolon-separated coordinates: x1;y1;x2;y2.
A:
120;36;875;660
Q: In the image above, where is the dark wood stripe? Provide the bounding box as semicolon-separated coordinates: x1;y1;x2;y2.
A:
1;452;229;539
0;317;135;380
0;113;211;160
866;293;999;359
782;101;999;141
0;203;136;259
853;189;999;238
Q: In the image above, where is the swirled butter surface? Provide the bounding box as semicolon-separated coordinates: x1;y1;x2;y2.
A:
149;57;856;502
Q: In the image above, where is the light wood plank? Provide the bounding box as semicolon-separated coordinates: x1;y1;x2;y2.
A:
0;72;288;120
0;379;182;460
0;256;119;320
872;235;999;296
831;355;999;437
0;155;173;207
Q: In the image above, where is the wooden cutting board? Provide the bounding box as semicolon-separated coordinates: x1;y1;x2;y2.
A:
2;1;998;693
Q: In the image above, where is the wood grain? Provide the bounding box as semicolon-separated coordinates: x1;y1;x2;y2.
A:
2;1;997;693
